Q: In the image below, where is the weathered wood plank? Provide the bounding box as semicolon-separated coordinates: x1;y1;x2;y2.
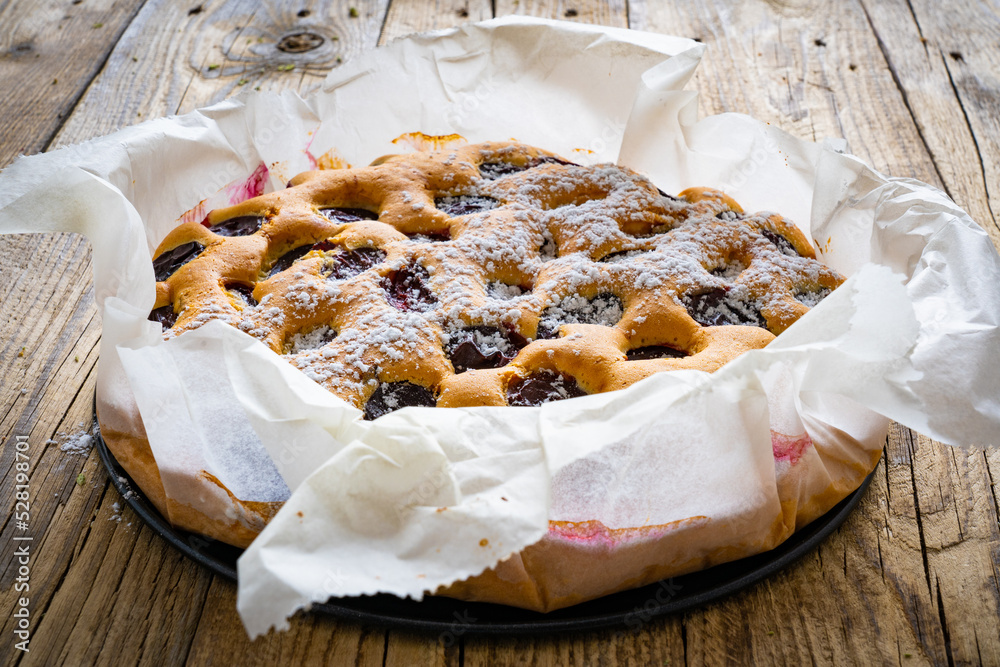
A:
860;0;1000;245
630;0;941;185
21;513;213;666
496;0;628;26
183;578;388;666
52;0;392;147
379;0;493;45
0;233;100;592
0;0;148;168
383;630;458;666
465;625;683;666
905;431;1000;664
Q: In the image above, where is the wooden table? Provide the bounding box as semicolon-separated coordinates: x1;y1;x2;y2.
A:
2;1;998;664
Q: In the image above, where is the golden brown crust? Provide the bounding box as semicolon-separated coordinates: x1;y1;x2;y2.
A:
436;510;795;612
97;405;278;549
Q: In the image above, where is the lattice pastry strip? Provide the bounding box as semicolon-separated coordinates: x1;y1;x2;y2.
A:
149;141;844;418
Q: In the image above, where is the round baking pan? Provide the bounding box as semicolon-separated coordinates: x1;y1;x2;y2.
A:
94;412;876;636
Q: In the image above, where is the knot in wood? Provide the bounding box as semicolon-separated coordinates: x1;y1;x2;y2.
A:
277;32;324;54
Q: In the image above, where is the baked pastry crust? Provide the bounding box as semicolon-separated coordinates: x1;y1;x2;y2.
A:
102;141;861;607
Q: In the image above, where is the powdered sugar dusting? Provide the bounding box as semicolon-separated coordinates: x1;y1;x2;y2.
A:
154;142;841;409
287;325;337;353
58;429;94;456
539;292;623;337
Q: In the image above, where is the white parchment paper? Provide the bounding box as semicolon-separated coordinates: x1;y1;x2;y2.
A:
1;16;998;638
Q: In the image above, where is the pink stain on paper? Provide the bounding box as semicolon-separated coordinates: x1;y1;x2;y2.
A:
771;431;813;465
303;131;351;171
304;149;318;170
303;130;319;170
177;162;269;225
179;200;208;225
547;515;709;548
227;162;269;204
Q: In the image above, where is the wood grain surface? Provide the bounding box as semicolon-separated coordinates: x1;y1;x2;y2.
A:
1;0;998;665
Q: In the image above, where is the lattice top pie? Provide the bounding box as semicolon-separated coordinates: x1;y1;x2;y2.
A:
149;141;842;417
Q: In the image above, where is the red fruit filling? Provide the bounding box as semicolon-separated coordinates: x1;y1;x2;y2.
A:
446;326;527;373
382;263;437;312
507;369;586;406
683;287;764;328
206;215;264;237
153;242;204;281
363;382;437;420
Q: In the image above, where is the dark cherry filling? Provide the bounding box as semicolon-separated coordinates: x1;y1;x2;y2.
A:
153;242;204;281
657;188;682;202
536;292;623;340
270;241;386;280
626;345;688;361
479;161;526;180
225;282;257;307
435;195;499;216
311;240;338;252
206;215;264;237
762;229;800;256
268;244;314;277
534;156;577;168
363;382;437;420
405;229;452;243
716;210;742;222
382;263;437;312
320;207;378;223
683;287;765;328
148;305;177;330
322;247;386;281
446;326;528;373
479;156;577;181
507;370;587;407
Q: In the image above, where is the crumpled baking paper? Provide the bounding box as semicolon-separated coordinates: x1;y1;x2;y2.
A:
0;16;998;638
